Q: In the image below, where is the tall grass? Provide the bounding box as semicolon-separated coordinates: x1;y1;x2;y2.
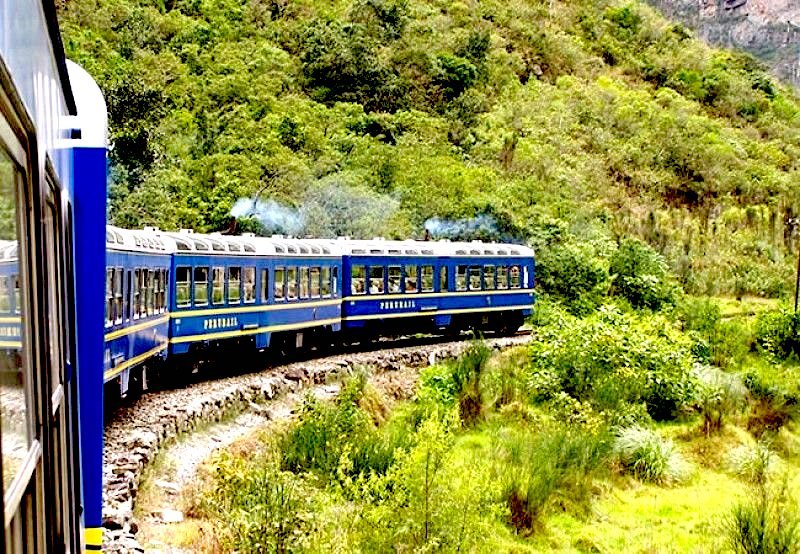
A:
725;479;800;554
613;426;691;484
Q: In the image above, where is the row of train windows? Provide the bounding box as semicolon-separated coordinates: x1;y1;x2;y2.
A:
350;264;523;295
0;275;21;314
175;266;340;308
105;268;169;326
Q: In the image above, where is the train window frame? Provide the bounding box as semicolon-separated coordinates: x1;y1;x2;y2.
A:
439;266;448;292
404;265;418;293
146;269;155;316
510;265;521;289
125;270;132;321
243;267;256;304
497;266;508;289
212;267;225;305
133;268;141;317
139;269;149;317
299;267;310;299
114;266;123;323
176;266;191;308
105;268;113;327
321;266;331;298
310;267;321;298
287;266;297;300
469;266;482;291
421;265;434;293
274;267;285;301
332;267;339;296
484;265;495;291
388;266;401;293
260;268;269;303
0;276;9;312
193;267;209;307
228;267;241;304
351;265;366;295
455;265;467;291
369;266;384;294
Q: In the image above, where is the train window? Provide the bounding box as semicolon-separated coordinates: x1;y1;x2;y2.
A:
140;270;149;317
422;265;434;292
405;265;418;293
212;267;225;305
439;266;448;292
456;265;467;291
105;268;113;326
369;266;384;294
484;265;495;290
275;267;285;300
333;267;339;296
0;276;9;312
243;267;256;304
159;269;167;312
388;266;401;293
524;266;530;288
133;269;141;317
351;265;366;295
229;267;241;304
300;267;310;299
114;267;124;323
146;270;156;316
469;266;482;290
13;274;19;313
125;271;132;320
311;267;321;298
510;265;521;288
287;267;297;300
497;266;508;289
260;269;269;303
176;267;191;308
194;267;209;307
322;267;331;297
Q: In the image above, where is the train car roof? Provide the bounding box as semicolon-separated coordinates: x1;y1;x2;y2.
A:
157;229;341;257
106;226;176;254
0;241;18;261
335;238;534;258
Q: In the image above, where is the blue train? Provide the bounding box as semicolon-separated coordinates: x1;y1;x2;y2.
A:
1;0;535;551
102;228;535;398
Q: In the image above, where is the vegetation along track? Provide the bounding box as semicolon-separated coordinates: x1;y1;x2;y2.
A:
102;333;531;553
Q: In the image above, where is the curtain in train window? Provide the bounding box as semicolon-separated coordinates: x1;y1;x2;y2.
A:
310;267;321;298
0;145;31;494
243;267;256;303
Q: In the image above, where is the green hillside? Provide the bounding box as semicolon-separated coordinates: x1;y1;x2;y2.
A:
59;0;800;297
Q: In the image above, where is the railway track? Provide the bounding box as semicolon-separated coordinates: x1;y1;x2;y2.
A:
102;331;532;553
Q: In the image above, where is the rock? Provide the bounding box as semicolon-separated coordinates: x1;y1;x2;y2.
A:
154;508;184;524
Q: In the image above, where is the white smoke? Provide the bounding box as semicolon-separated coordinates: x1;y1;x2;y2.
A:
424;214;504;241
230;198;305;236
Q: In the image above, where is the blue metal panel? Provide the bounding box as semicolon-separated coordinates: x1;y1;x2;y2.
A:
71;146;107;540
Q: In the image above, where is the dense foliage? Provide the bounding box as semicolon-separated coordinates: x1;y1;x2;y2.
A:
60;0;800;296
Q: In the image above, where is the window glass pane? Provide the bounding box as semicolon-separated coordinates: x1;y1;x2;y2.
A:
114;267;123;322
388;266;401;293
484;265;495;290
212;267;225;304
261;269;269;303
510;265;521;288
0;276;8;312
333;267;339;296
405;265;418;293
300;267;310;299
439;266;447;292
469;266;482;290
133;269;141;317
194;267;208;306
369;266;384;294
456;265;467;291
243;267;256;304
139;270;148;316
229;267;241;303
147;270;156;315
287;267;297;300
0;148;30;493
351;265;365;295
421;265;434;292
105;268;113;325
321;267;331;297
275;267;285;300
311;267;321;298
176;267;191;307
497;266;508;289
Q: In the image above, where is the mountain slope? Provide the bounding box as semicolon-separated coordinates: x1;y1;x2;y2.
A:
58;0;800;296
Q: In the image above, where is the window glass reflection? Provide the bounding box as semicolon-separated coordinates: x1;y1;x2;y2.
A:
0;147;30;493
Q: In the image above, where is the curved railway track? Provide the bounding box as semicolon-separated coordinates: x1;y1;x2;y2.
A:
102;331;531;552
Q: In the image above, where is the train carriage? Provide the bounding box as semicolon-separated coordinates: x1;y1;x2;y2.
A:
103;226;173;397
164;231;342;360
341;239;535;337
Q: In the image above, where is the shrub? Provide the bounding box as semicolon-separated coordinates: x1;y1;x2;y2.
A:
500;425;610;532
725;479;800;554
743;372;800;438
693;365;747;436
755;309;800;361
613;426;691;484
609;238;682;310
535;240;610;314
727;442;774;485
